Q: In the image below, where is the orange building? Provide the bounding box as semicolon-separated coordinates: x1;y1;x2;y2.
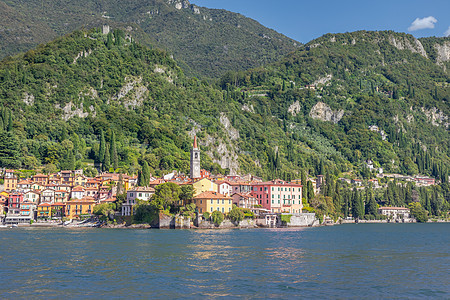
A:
66;197;96;219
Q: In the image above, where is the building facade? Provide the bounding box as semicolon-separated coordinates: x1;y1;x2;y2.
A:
251;180;303;214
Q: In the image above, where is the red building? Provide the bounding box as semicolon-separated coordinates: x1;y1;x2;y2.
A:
251;180;303;214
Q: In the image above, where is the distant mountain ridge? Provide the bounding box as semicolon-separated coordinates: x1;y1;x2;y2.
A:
0;0;299;78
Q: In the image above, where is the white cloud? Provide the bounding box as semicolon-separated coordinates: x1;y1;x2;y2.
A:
408;16;437;31
445;26;450;37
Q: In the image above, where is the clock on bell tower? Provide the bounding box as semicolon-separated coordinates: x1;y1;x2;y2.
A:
190;136;201;179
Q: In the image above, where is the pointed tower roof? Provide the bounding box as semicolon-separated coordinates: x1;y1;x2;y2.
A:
193;136;198;149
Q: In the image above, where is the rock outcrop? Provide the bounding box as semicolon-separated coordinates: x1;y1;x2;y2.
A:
309;102;344;123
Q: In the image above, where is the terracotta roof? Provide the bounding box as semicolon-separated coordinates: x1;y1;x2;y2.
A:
33;174;48;178
38;203;52;207
194;191;231;199
72;186;85;192
128;186;155;192
52;202;66;206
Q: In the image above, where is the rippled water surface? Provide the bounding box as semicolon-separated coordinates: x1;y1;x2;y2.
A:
0;223;449;299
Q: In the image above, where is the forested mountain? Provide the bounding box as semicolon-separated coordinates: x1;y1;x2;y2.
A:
0;28;448;186
220;31;449;181
0;0;299;79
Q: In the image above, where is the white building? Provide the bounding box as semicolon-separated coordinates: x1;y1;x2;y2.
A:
121;187;155;216
378;207;410;219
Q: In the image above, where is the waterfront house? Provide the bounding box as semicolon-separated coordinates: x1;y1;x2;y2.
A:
51;202;67;219
8;192;23;215
20;201;36;221
251;180;303;214
66;197;96;219
378;207;410;219
37;203;52;219
122;186;155;216
193;191;233;214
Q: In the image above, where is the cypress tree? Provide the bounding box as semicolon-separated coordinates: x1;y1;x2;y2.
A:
99;130;106;165
0;118;3;133
141;161;150;187
7;111;13;132
110;131;118;170
103;143;110;171
301;170;307;200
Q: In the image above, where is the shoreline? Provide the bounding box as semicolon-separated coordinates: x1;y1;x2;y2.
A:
2;219;448;229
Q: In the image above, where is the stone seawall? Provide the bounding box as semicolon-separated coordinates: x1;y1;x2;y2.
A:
195;219;257;229
158;213;191;229
286;213;319;227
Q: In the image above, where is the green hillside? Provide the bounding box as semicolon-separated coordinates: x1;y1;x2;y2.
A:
219;31;449;181
0;0;299;79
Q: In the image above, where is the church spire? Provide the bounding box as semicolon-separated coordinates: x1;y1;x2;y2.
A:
193;135;198;149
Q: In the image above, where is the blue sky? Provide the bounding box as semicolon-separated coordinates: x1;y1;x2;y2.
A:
190;0;450;43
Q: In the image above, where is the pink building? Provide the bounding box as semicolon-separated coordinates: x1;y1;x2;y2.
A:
251;179;303;214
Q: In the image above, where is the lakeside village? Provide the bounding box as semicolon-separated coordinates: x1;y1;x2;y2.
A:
0;136;442;229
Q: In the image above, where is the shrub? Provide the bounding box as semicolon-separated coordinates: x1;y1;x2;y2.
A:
280;214;292;224
229;205;244;223
211;210;224;226
203;211;210;220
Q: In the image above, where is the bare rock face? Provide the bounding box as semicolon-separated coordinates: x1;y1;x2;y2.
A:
166;0;190;10
288;100;301;116
388;36;428;58
435;41;450;63
309;102;344;124
22;92;34;105
220;112;239;140
421;107;449;128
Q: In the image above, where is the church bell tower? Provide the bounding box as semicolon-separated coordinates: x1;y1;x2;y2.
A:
190;136;201;179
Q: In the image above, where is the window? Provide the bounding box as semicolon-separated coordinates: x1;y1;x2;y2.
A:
278;200;280;204
222;207;224;213
272;200;274;204
260;187;262;191
264;187;267;191
200;200;203;204
272;194;274;198
229;208;231;212
271;187;274;191
217;199;219;204
229;200;231;204
222;199;224;204
139;193;142;197
211;200;213;204
266;200;268;204
211;207;213;212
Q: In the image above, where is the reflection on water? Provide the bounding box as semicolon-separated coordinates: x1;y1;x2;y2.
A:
0;224;449;298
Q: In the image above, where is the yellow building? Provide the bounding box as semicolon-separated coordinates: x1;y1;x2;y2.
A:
74;175;87;187
4;177;18;192
37;203;52;219
193;191;233;214
66;197;96;219
192;178;218;196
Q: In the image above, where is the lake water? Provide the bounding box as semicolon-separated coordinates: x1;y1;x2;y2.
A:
0;223;448;299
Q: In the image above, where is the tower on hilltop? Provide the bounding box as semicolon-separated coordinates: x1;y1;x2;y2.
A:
190;136;201;179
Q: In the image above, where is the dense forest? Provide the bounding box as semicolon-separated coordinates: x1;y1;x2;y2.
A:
0;0;299;79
